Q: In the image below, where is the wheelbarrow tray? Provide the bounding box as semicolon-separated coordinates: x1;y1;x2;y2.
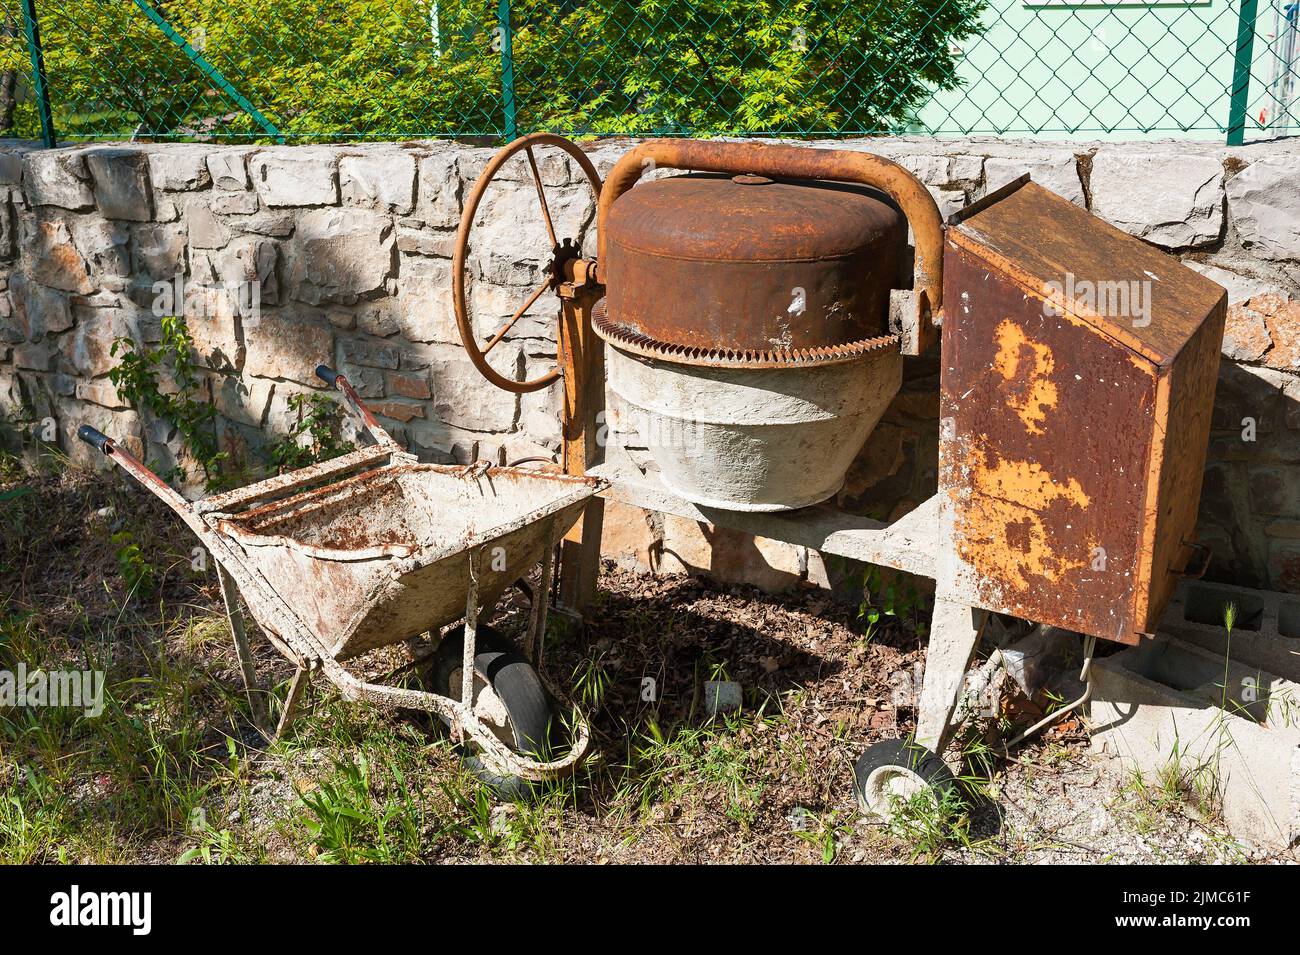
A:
211;462;601;661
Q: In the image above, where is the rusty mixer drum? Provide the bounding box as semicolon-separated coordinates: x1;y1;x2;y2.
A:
594;173;908;511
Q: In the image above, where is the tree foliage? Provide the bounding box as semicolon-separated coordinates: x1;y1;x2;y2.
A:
0;0;985;140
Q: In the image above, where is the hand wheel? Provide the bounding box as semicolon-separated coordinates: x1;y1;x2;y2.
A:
451;133;603;394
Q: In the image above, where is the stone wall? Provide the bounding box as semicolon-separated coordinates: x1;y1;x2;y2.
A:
1;136;1298;593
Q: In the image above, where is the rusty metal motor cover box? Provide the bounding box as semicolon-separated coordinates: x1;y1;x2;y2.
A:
939;180;1227;644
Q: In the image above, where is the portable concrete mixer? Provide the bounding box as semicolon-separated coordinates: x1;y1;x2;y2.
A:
452;134;1227;816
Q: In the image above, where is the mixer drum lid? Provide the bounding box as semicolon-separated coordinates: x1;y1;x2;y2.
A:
601;173;906;357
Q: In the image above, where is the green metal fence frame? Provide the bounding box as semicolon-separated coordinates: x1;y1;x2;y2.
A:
4;0;1283;146
18;0;54;147
127;0;283;143
1228;0;1261;145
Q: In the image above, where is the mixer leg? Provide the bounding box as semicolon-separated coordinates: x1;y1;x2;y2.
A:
853;598;984;820
913;597;985;756
558;502;603;615
557;283;606;618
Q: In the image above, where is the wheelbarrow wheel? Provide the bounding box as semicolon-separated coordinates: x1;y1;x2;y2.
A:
853;738;959;821
430;625;563;800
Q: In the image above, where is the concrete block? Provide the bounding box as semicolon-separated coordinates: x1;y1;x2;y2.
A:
1090;633;1300;850
1158;579;1300;684
703;681;743;717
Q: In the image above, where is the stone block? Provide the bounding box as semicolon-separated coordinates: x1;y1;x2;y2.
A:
8;273;72;339
397;225;455;258
244;317;332;382
183;290;244;372
396;259;458;343
187;200;231;249
207;149;254;190
24;150;94;210
84;147;153;221
213;374;274;428
341;151;416;214
251;149;339;207
147;146;211;191
414;151;462;229
984;153;1085;205
30;219;92;293
370;400;425;423
69;218;131;279
1090;150;1223;248
75;378;128;409
1234;292;1300;371
340;337;400;370
214;237;280;310
387;370;431;399
287;207;393;305
427;342;519;432
130;223;186;279
1227;157;1300;261
211;191;259;216
60;311;127;377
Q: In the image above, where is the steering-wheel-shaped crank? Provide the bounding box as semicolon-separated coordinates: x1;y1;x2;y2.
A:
452;133;603;394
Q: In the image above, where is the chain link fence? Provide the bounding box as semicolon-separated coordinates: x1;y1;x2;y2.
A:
0;0;1296;145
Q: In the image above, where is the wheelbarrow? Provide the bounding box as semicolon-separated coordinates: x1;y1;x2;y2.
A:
77;365;606;788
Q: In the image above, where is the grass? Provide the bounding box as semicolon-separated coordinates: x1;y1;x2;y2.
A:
296;753;427;864
0;445;1271;865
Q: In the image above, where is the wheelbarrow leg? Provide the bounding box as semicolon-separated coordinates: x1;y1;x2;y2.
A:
273;665;312;740
914;597;985;756
460;548;482;728
217;564;271;733
523;517;559;667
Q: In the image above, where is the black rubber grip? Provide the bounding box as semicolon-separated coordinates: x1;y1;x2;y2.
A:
315;364;341;386
77;424;112;453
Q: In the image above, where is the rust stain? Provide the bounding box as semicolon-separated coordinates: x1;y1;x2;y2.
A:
992;319;1056;436
954;442;1094;591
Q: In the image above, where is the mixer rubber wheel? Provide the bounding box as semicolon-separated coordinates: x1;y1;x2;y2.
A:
431;625;563;799
853;738;959;821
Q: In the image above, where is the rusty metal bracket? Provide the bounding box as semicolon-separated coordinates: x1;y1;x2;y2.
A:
1174;541;1213;580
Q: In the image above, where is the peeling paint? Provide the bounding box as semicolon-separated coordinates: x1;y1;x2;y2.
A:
993;319;1057;436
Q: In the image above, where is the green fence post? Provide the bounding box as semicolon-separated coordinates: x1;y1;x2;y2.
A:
498;0;518;140
129;0;283;141
1227;0;1259;145
19;0;56;148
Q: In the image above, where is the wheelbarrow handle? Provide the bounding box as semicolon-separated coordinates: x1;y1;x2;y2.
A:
315;364;398;451
77;424;114;455
77;422;193;513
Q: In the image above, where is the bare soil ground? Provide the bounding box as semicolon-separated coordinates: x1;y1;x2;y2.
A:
2;456;1292;864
